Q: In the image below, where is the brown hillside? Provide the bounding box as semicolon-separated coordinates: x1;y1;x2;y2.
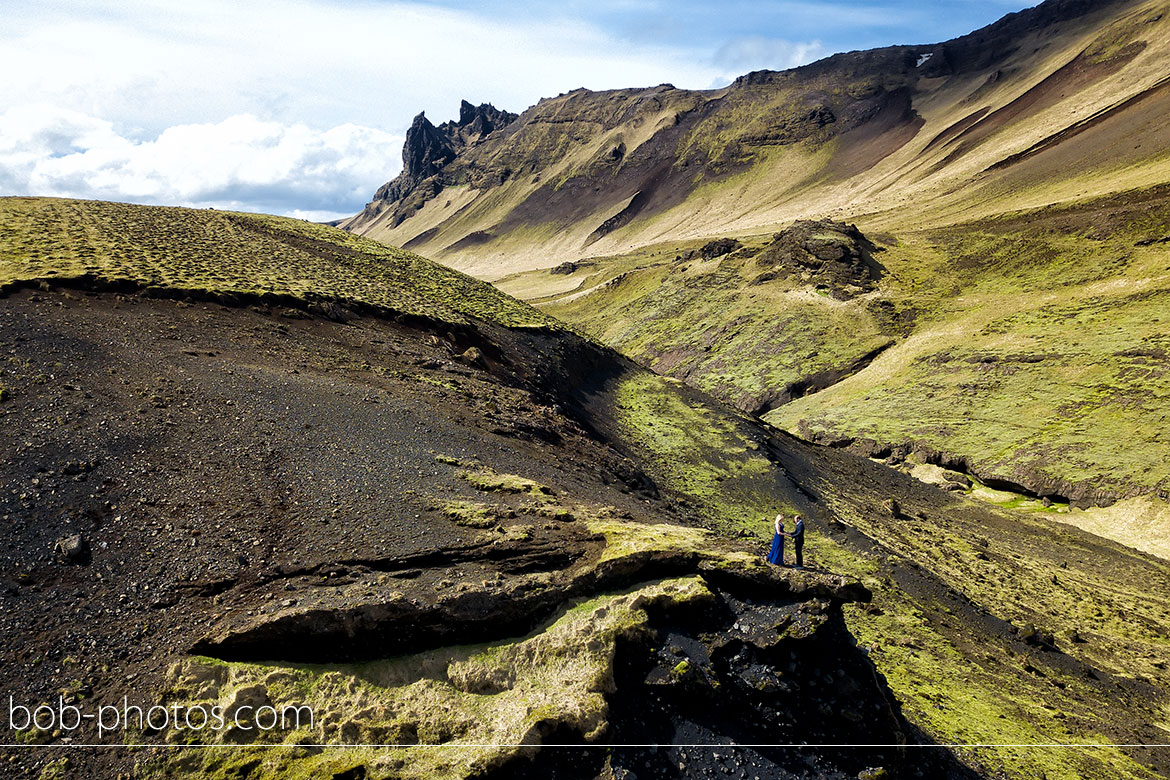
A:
345;0;1169;278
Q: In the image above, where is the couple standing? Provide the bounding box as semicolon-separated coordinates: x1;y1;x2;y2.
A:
766;513;804;568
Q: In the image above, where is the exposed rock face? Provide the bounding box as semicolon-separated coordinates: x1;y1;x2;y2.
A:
53;533;88;564
362;100;518;228
698;237;742;259
754;220;884;299
397;113;456;190
440;99;518;148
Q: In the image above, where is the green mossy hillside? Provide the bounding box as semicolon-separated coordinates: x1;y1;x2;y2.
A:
146;578;712;780
0;197;554;329
531;224;900;415
773;187;1170;506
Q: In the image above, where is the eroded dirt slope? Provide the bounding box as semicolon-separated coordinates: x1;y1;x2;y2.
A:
0;287;959;780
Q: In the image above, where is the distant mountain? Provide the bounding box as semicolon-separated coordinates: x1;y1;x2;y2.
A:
343;0;1168;279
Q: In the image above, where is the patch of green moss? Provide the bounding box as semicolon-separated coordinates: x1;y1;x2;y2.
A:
842;587;1159;780
1081;8;1158;65
13;724;52;745
609;371;791;526
0;197;556;330
585;516;709;563
461;467;554;498
439;499;508;529
36;758;70;780
140;578;712;780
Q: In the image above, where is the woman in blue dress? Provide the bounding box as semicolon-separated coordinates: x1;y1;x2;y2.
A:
766;514;786;566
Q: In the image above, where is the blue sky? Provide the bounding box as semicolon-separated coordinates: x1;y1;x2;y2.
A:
0;0;1033;220
427;0;1030;58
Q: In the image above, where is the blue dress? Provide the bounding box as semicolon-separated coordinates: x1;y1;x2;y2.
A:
767;532;785;565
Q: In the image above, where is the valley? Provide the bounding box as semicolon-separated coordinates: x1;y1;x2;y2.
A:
4;0;1170;778
1;197;1168;780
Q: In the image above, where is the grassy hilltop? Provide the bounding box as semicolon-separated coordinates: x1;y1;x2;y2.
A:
0;197;551;329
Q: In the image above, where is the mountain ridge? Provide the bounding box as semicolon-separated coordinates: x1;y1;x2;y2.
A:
343;0;1167;279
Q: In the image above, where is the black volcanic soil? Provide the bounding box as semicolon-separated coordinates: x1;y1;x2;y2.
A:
4;286;1168;779
0;288;673;777
0;288;967;780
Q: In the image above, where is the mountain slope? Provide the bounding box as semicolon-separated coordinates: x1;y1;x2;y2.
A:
2;198;1170;779
344;0;1170;278
342;0;1170;559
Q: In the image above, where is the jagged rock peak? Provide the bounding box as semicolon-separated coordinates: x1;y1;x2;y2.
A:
440;100;519;145
401;111;455;182
363;100;517;223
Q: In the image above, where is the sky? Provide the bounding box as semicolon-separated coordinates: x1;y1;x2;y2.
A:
1;0;1032;221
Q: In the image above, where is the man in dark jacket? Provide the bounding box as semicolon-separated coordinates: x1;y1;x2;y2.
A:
791;515;805;569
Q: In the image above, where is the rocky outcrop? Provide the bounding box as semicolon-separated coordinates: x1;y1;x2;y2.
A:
358;100;518;228
380;112;456;200
190;520;868;663
753;219;885;299
53;533;88;564
440;99;518;148
161;572;970;780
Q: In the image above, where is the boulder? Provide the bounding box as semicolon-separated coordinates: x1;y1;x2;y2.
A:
699;237;742;259
53;533;88;564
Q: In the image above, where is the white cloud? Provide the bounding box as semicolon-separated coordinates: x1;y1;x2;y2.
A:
0;105;402;221
0;0;723;134
0;0;729;216
712;35;826;84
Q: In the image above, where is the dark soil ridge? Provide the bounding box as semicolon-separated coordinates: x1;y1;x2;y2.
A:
0;272;609;442
0;272;669;428
192;536;869;664
175;535;586;598
0;272;558;336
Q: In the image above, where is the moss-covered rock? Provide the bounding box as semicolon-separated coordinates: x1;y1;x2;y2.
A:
144;578;713;780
